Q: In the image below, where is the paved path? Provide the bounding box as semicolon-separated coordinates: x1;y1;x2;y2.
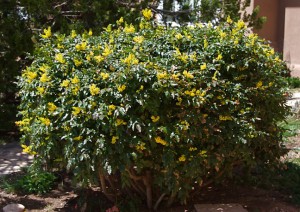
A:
0;142;33;176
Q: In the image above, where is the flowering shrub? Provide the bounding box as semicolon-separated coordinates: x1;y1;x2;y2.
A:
16;11;290;209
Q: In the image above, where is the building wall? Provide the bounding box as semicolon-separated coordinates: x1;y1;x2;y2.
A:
252;0;300;76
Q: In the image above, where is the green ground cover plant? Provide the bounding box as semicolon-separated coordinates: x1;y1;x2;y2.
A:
16;10;290;209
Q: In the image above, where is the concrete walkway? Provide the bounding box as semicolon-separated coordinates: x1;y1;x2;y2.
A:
0;142;33;176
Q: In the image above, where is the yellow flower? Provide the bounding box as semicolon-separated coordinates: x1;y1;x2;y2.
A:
72;107;81;116
256;81;263;88
89;84;100;95
151;116;160;123
108;104;116;115
88;29;93;36
227;16;233;24
75;42;87;51
142;8;153;20
176;97;182;106
219;31;226;38
117;84;126;92
136;142;146;151
116;119;127;126
178;155;186;162
21;144;37;155
39;117;51;126
189;147;197;151
74;59;82;67
15;118;30;126
26;71;37;82
72;86;80;95
102;44;113;57
219;115;233;121
39;64;49;72
183;70;194;79
41;27;51;39
55;53;66;64
74;136;82;141
71;30;77;38
122;53;139;66
216;54;223;61
94;55;104;63
124;24;135;33
157;72;167;80
71;76;80;84
48;102;57;112
61;79;70;87
154;136;167;146
116;17;124;25
37;87;45;95
200;63;207;71
175;33;183;40
100;72;109;80
181;120;190;130
40;73;50;83
236;20;246;29
133;36;145;44
204;39;208;49
111;136;119;144
172;73;180;81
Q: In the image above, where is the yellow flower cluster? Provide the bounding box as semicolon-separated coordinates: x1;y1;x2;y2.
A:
154;136;167;146
41;27;51;39
124;24;135;33
74;59;82;67
94;55;104;63
133;36;145;44
116;17;124;25
74;136;82;141
122;53;139;66
61;79;70;87
55;53;66;64
111;136;119;144
180;120;190;131
151;116;160;123
89;84;100;95
37;87;45;95
48;102;57;112
183;70;194;79
189;147;197;151
157;72;168;80
71;30;77;38
39;117;51;126
136;142;146;151
21;144;37;155
102;45;113;57
40;73;50;83
75;42;87;51
142;8;153;20
219;115;233;121
72;107;81;116
71;76;80;84
26;71;38;82
256;81;263;88
108;104;116;115
100;72;109;80
200;63;207;71
15;118;30;127
117;84;126;92
116;119;127;126
175;33;183;40
178;155;186;162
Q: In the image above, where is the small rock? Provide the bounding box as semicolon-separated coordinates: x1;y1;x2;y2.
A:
3;203;25;212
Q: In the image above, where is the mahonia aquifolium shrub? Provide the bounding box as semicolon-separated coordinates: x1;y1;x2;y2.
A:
16;9;290;208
